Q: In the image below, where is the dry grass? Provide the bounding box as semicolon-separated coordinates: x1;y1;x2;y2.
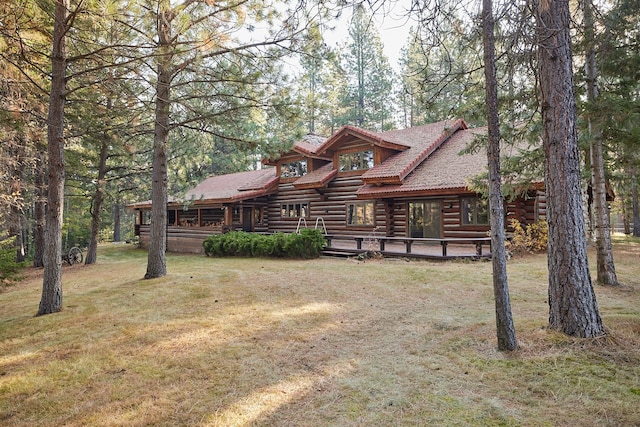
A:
1;240;639;426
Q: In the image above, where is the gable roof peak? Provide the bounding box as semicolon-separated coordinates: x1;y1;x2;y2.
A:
360;118;468;184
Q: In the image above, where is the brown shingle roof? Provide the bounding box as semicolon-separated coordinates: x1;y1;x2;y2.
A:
294;134;328;157
183;168;279;203
356;127;488;198
292;162;337;189
361;119;467;184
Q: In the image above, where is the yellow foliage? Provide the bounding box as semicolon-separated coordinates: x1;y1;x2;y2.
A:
507;219;548;255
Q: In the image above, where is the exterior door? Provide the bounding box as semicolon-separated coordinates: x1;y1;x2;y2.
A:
408;201;442;238
242;207;253;232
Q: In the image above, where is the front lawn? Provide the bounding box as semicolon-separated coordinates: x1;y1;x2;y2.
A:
1;242;639;426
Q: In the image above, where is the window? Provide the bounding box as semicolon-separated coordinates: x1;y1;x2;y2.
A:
178;210;198;226
338;150;374;172
232;206;241;224
140;210;151;225
254;207;264;225
201;208;225;226
168;209;176;226
461;197;489;225
346;202;375;226
280;160;307;178
281;202;309;218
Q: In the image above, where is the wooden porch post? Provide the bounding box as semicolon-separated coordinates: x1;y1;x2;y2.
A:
224;206;232;226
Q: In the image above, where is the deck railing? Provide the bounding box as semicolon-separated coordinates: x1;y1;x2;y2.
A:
323;234;492;259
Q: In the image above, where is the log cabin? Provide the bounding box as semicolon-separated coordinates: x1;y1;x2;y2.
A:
130;119;546;254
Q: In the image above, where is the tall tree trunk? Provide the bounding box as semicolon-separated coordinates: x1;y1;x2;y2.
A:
9;137;26;262
633;165;640;237
584;0;620;286
144;3;171;279
113;201;121;242
482;0;517;351
536;0;604;337
10;211;26;262
33;148;46;268
85;137;109;265
356;28;365;127
38;0;68;315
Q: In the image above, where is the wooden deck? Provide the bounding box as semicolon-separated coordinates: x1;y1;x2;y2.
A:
138;225;492;259
323;235;492;260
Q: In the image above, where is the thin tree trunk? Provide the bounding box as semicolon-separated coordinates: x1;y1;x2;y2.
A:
10;207;25;263
633;165;640;237
589;136;618;284
357;28;365;127
482;0;517;351
113;202;121;242
33;149;46;268
536;0;604;337
584;0;619;286
9;137;26;262
38;0;68;315
145;2;171;279
85;137;109;265
622;202;630;235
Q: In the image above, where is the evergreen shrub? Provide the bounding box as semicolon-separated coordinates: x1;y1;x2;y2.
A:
0;236;28;285
203;229;325;259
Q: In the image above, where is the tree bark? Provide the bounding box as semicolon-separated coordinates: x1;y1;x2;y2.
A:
482;0;517;351
144;2;171;279
633;166;640;237
113;201;121;242
33;148;46;268
536;0;604;337
8;137;26;263
584;0;620;286
85;136;109;265
38;0;68;315
10;207;25;263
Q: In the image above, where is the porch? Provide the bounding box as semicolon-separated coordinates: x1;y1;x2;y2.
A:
137;224;492;259
323;234;492;260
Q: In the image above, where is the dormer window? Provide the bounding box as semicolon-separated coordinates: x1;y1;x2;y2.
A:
338;150;374;172
280;160;307;178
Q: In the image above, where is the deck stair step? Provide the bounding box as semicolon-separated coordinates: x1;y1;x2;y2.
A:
321;249;359;258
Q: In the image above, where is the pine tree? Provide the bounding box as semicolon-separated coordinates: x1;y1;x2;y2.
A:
136;0;313;278
482;0;517;351
39;0;69;315
340;5;396;131
537;0;605;338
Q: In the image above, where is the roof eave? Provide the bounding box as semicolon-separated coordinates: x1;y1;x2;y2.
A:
355;185;473;199
316;125;410;156
361;175;402;185
292;169;338;189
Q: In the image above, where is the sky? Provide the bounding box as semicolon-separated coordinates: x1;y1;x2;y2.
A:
323;1;415;71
